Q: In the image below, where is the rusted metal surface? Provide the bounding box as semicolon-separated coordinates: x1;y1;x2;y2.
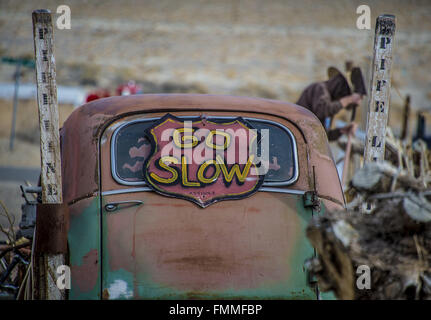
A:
34;203;69;254
61;94;344;206
62;94;345;299
97;108;340;299
68;197;101;299
101;191;318;299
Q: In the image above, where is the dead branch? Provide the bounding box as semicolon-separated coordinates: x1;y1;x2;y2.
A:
0;200;16;243
306;160;431;300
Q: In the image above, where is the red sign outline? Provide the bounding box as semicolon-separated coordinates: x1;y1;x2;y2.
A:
143;114;265;208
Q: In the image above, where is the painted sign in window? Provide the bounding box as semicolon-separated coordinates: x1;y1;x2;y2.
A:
112;116;297;189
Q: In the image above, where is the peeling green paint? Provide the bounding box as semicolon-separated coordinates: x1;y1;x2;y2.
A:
103;269;135;299
101;194;321;300
68;192;337;299
68;196;101;299
104;266;315;300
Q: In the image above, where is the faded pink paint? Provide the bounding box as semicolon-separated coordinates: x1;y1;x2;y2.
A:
129;143;151;159
105;192;300;292
145;116;262;207
92;98;345;295
61;94;345;298
61;94;344;206
122;160;145;174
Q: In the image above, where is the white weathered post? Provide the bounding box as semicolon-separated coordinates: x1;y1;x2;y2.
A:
362;14;395;213
363;15;396;164
32;9;65;300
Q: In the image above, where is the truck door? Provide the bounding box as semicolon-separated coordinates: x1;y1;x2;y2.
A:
99;113;317;299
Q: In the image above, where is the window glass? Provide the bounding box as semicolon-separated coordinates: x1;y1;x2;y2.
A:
113;118;296;184
248;120;295;182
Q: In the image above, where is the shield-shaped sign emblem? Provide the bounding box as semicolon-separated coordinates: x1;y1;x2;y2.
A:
143;114;265;207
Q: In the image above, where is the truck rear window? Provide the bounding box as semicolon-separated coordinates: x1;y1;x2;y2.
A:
111;117;298;186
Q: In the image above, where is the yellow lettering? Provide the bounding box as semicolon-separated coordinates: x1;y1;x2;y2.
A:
181;156;200;187
205;130;230;150
149;156;179;184
216;154;254;183
173;128;198;149
197;159;221;184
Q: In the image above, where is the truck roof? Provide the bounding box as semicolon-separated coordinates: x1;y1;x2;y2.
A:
61;94;343;206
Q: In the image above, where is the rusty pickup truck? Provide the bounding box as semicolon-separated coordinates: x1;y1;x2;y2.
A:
52;94;343;299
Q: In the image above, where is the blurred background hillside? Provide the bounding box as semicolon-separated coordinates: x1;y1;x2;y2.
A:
0;0;430;165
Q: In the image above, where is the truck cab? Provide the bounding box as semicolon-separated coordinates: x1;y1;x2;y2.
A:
61;94;344;299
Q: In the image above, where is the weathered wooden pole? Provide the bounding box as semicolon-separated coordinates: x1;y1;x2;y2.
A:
400;94;410;140
9;63;21;151
32;9;66;300
363;15;396;164
362;14;396;213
